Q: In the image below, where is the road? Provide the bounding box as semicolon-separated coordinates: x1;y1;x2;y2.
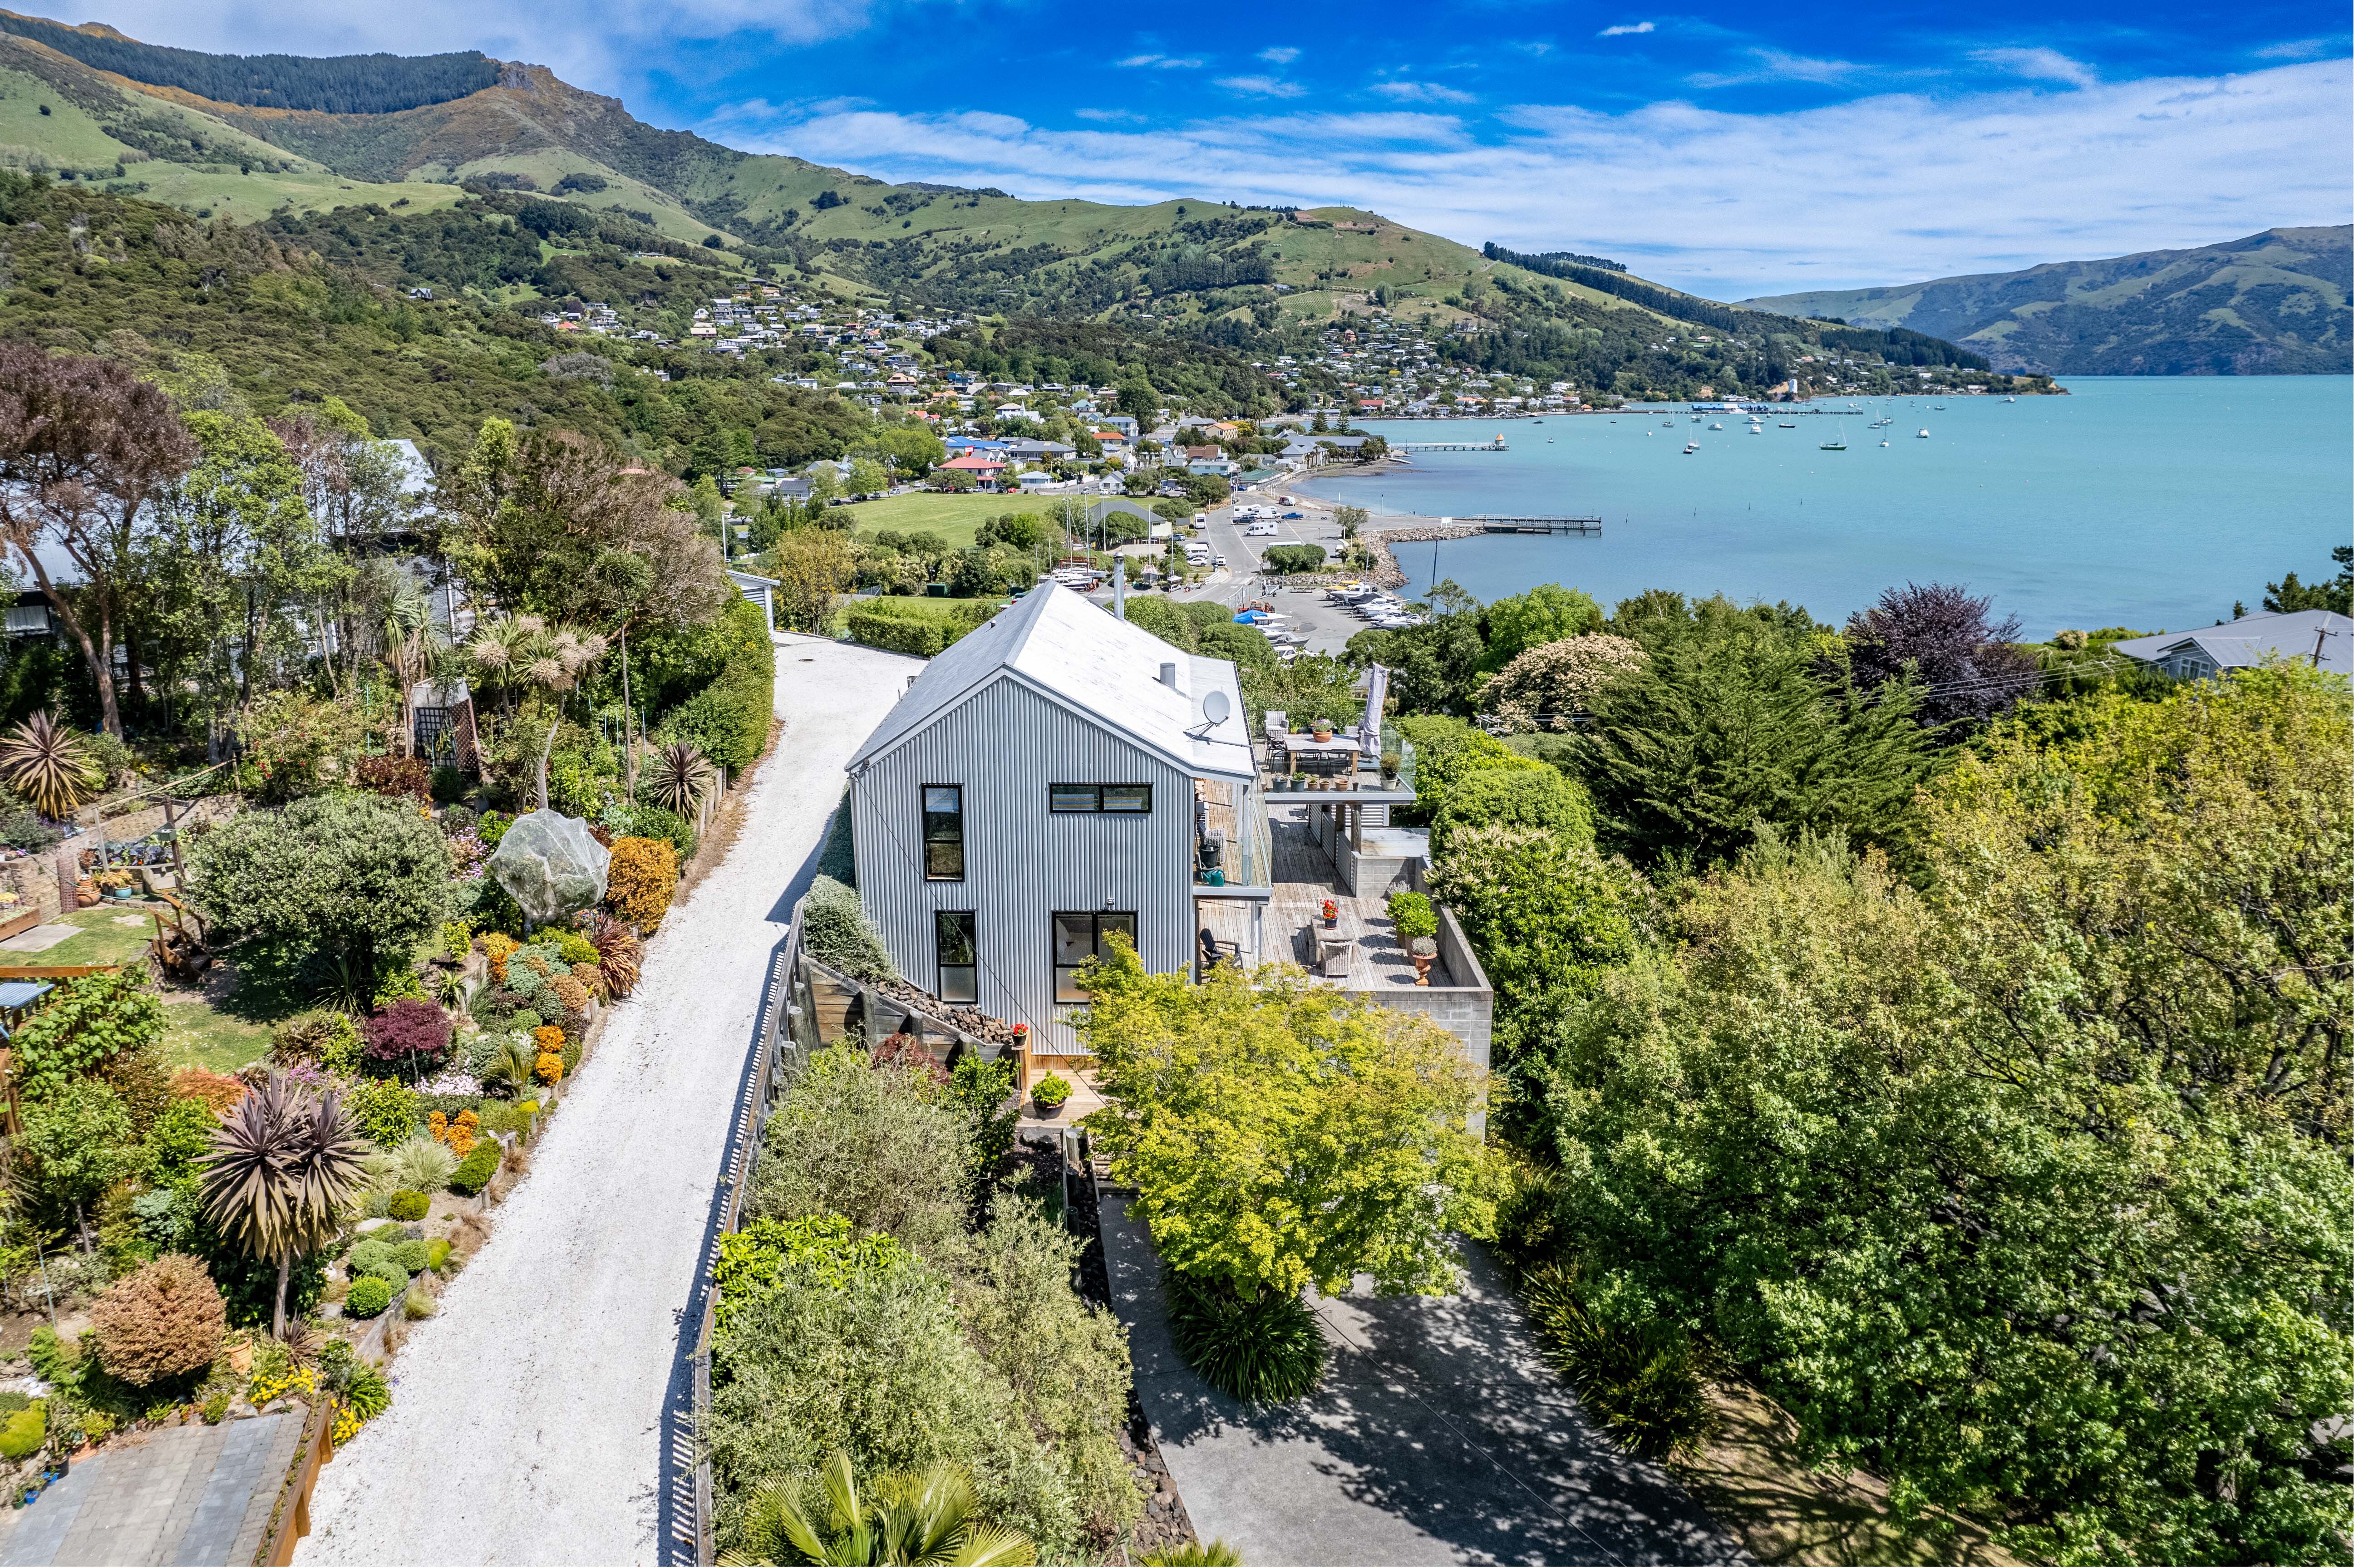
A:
298;634;915;1567
1177;494;1380;656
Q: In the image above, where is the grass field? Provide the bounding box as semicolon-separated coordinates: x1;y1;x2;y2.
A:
833;494;1033;548
2;908;276;1075
829;592;1006;634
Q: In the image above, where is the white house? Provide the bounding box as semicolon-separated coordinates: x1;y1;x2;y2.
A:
845;585;1263;1058
2110;609;2351;681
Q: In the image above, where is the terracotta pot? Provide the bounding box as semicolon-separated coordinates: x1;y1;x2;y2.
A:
1312;728;1333;742
1412;952;1434;986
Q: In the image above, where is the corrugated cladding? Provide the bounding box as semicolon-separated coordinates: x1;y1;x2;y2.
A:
851;675;1195;1053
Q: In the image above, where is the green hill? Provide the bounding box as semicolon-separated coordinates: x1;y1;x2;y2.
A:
1742;228;2353;375
0;9;2036;406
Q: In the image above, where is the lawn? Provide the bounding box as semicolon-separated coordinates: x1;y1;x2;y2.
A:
828;593;1007;635
0;908;276;1075
833;493;1040;547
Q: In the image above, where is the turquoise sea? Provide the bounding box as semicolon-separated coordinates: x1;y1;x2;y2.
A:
1295;377;2353;639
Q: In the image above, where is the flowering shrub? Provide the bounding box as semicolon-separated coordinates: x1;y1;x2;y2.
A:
534;1051;564;1086
361;999;453;1067
428;1108;481;1157
413;1067;481;1097
1479;633;1648;734
169;1067;245;1114
483;932;520;983
533;1024;564;1056
250;1365;322;1403
89;1254;227;1386
606;836;679;933
550;973;590;1019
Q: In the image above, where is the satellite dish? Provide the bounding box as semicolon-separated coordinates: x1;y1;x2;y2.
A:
1202;690;1232;726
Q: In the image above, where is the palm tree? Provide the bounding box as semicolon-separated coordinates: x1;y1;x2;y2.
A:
199;1075;368;1339
0;710;101;818
724;1453;1034;1567
465;614;608;809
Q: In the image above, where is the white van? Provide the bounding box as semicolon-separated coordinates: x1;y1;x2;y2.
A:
1243;520;1279;536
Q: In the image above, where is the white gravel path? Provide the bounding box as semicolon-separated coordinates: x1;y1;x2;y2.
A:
298;634;916;1567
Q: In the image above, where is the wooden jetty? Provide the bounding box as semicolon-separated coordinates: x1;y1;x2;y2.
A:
1393;440;1509;452
1454;516;1603;535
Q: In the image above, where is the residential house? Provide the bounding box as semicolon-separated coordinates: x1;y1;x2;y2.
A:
728;569;779;630
845;587;1492;1098
2110;610;2352;680
847;584;1262;1063
940;452;1006;488
1002;439;1076;465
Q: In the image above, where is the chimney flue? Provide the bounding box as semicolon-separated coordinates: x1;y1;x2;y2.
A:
1158;662;1177;688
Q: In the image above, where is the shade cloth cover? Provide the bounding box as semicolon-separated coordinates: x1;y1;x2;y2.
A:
488;810;611;926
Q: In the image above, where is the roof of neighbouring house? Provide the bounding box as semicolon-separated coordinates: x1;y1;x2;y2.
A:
942;453;1005;470
847;582;1254;782
2108;610;2352;675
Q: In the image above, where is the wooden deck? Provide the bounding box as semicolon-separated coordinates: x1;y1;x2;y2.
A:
1199;805;1449;989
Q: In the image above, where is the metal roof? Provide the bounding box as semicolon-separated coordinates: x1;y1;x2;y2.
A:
2109;609;2351;675
847;582;1255;782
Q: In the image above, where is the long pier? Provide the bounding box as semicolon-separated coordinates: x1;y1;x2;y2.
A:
1451;516;1603;536
1392;440;1508;452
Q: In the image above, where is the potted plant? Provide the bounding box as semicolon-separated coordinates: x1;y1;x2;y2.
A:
1287;771;1305;792
1408;935;1438;984
1380;751;1401;782
1031;1072;1072;1119
1312;723;1334;742
1321;897;1339;930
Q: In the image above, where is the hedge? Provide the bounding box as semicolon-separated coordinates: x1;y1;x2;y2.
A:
847;610;946;657
668;596;774;773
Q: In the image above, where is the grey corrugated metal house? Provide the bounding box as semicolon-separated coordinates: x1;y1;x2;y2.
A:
2110;609;2351;681
846;583;1266;1059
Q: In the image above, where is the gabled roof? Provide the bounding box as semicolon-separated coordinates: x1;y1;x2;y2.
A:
847;583;1254;782
2109;609;2351;674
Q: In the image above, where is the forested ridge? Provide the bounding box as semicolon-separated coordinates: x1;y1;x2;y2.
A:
0;13;498;114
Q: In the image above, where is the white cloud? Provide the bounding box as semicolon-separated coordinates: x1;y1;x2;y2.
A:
1075;107;1144;123
1689;48;1862;88
1118;53;1205;69
1372;81;1477;104
2251;37;2340;59
1257;46;1300;64
1597;21;1655;36
737;59;2354;298
1216;74;1306;97
1972;46;2100;88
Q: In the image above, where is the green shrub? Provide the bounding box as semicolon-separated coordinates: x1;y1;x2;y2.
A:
1261;544;1326;575
363;1261;410;1296
668;597;774;772
429;764;468;804
799;876;893;983
1522;1265;1715;1459
748;1044;969;1258
344;1276;393;1319
1162;1268;1326;1405
1142;1544;1242;1567
846;607;945;657
343;1077;419;1145
1392;714;1545;825
1385;891;1438;943
0;1400;44;1460
425;1238;452;1272
386;1190;429;1222
1031;1072;1071;1109
476;1101;537;1136
1429;766;1594;863
449;1140;501;1196
554;930;599;965
392;1238;431;1273
714;1213;908;1331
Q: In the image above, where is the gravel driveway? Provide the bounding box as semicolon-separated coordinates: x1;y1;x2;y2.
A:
299;634;916;1567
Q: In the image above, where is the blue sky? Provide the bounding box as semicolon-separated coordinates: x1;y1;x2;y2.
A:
89;0;2354;297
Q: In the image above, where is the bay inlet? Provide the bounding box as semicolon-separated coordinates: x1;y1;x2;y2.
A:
1295;376;2353;638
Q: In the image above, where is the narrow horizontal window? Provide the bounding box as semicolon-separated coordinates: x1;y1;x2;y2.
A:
1048;783;1152;814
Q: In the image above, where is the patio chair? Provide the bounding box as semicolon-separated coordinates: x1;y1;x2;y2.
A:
1199;928;1243;972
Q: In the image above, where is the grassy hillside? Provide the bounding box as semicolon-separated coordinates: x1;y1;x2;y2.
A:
1743;227;2353;375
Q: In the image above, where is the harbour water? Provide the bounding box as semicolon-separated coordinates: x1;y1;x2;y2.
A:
1295;377;2353;638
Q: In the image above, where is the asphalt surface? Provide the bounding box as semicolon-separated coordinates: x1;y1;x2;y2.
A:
1104;1195;1745;1566
297;634;915;1567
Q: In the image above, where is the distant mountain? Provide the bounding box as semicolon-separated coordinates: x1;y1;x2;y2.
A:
1743;229;2353;375
0;9;2028;405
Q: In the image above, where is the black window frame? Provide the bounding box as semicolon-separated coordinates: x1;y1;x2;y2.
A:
935;910;978;1005
1048;783;1153;814
921;784;965;881
1052;910;1136;1003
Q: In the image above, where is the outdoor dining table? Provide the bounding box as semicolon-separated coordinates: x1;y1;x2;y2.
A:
1271;731;1370;773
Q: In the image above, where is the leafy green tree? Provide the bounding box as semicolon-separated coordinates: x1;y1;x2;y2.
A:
1079;943;1490;1302
690;474;726;553
1477;583;1604;673
186;792;452;999
20;1079;143;1253
803;463;842;507
1523;667;2354;1565
846;458;890;497
2260;544;2354;615
875;425;946;477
